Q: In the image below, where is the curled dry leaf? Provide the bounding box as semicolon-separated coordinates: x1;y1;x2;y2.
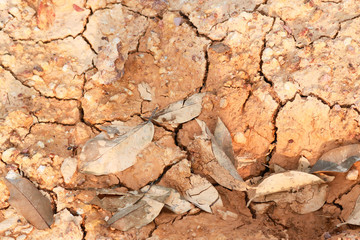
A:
184;175;223;213
196;119;248;191
153;93;204;126
4;170;54;230
311;144;360;173
140;185;193;214
253;184;327;214
247;171;324;206
79;121;154;175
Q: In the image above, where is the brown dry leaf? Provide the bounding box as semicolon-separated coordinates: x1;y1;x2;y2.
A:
184;175;223;213
153;93;205;126
196;119;247;191
338;194;360;227
4;170;54;230
310;144;360;173
247;171;324;206
79;121;154;175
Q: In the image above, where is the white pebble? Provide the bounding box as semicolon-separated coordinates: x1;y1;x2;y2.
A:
37;165;46;173
234;132;247;144
346;169;358;181
37;141;45;148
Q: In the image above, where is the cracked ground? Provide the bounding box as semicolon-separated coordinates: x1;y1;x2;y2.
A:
1;0;360;239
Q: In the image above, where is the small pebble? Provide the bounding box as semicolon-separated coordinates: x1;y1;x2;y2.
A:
234;132;246;144
346;169;358;181
36;141;45;148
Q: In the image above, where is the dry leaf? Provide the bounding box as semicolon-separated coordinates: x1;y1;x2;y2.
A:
141;185;193;214
337;194;360;227
196;119;247;191
310;144;360;173
90;189;162;231
253;184;327;214
108;197;164;231
153;93;204;126
4;171;54;230
213;117;236;163
91;185;192;231
184;175;223;213
247;171;324;206
91;194;142;212
79;121;154;175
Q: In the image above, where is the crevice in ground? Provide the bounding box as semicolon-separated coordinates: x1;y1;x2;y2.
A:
0;63;43;97
1;61;87;102
265;212;288;231
258;16;277;90
334;179;360;203
80;215;87;240
199;48;209;92
147;221;158;238
299;92;360;112
178;11;212;42
261;93;298;173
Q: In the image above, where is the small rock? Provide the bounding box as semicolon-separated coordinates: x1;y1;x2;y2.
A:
251;202;273;215
297;156;310;172
61;157;77;184
217;209;238;220
346;169;359;181
234;132;247;144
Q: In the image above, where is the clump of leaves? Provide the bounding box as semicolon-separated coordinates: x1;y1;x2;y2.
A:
91;185;193;231
195;118;248;191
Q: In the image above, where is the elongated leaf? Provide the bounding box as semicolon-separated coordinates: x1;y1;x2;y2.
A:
109;197;164;231
4;171;54;230
79;121;154;175
91;194;142;212
153;93;204;126
310;144;360;173
213;117;236;163
196;119;246;191
107;200;146;225
247;171;324;206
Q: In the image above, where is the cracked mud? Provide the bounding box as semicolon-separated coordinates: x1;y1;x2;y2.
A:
1;0;360;239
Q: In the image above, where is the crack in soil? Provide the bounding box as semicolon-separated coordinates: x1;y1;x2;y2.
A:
199;47;209;92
